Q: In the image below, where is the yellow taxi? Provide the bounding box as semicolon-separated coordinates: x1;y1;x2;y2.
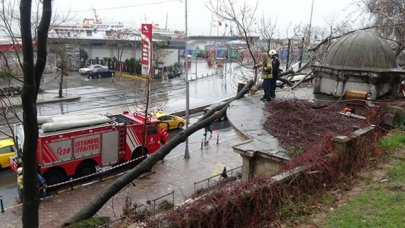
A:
154;112;186;130
0;138;17;169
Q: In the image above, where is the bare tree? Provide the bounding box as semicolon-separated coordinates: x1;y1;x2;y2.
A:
360;0;405;58
107;28;131;64
207;0;261;83
258;16;278;53
19;0;52;227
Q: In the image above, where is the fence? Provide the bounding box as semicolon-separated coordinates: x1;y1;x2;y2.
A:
101;165;242;227
104;190;175;227
193;165;242;193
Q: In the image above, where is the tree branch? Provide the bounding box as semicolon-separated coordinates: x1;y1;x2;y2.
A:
34;0;52;99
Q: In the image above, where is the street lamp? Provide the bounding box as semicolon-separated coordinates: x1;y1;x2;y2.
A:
184;39;203;159
184;43;190;159
184;0;190;159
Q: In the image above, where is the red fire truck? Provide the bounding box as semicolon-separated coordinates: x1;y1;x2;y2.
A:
10;111;168;185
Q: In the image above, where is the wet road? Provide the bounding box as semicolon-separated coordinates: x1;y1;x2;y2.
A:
0;61;241;130
0;61;242;208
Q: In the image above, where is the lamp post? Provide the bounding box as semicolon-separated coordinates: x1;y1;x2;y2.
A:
184;0;190;159
184;45;190;158
308;0;314;47
195;53;198;78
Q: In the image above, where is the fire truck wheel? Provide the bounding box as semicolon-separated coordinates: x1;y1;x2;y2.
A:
44;168;66;185
76;160;97;177
131;147;148;167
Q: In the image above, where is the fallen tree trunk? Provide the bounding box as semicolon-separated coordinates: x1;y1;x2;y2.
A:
290;71;313;90
250;60;311;94
64;80;254;226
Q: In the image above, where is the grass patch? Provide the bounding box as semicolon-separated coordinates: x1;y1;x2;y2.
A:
277;193;334;224
323;133;405;227
323;190;405;228
287;147;305;158
387;161;405;184
70;216;110;228
379;131;405;155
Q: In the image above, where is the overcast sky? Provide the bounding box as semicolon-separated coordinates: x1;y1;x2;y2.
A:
53;0;360;37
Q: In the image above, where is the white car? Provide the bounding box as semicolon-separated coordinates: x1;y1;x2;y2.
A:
78;64;108;75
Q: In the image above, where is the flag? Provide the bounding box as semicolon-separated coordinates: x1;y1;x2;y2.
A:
141;24;153;77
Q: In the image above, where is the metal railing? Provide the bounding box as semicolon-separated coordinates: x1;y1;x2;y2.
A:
96;164;242;227
103;190;175;227
193;166;242;193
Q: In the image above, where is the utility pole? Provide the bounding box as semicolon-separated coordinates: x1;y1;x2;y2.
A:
308;0;315;47
185;0;188;37
184;0;190;159
286;39;291;71
165;13;168;30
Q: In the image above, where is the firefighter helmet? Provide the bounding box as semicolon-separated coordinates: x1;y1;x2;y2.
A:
269;49;277;56
17;167;23;175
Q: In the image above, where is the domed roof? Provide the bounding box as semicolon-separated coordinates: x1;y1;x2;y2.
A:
324;31;397;70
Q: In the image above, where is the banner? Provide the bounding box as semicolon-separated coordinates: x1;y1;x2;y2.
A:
141;24;153;77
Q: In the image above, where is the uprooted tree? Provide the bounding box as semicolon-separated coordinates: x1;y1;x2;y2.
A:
64;80;254;225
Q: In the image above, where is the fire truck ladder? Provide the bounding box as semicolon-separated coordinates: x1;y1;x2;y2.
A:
118;127;126;153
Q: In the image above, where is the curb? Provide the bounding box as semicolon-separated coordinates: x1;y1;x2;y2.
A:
7;95;81;108
37;96;81;105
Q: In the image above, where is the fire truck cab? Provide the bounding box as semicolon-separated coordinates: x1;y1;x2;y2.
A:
11;112;168;185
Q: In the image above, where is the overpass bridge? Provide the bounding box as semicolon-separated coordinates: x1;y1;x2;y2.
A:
48;35;260;50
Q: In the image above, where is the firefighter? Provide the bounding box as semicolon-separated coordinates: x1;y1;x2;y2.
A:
37;172;47;198
269;49;280;99
16;167;47;201
204;125;213;139
17;167;23;202
255;52;273;101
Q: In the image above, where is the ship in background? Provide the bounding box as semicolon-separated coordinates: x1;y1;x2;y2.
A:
47;9;185;71
49;9;185;41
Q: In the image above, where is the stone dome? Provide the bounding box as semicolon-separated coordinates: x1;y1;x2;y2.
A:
324;30;397;70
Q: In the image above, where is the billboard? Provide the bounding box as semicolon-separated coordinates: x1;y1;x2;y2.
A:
141;24;153;77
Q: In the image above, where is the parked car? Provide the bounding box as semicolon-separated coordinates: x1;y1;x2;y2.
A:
78;64;108;75
203;101;228;121
0;138;16;169
168;68;182;79
154;112;186;130
87;67;113;79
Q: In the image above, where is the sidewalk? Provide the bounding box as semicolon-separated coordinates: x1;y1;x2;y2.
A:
227;86;315;160
0;136;244;227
